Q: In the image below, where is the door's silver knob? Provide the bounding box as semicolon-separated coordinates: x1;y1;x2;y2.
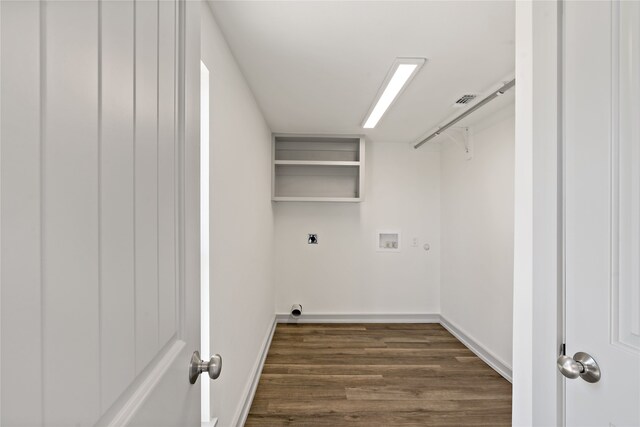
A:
189;351;222;384
557;351;601;383
557;355;582;379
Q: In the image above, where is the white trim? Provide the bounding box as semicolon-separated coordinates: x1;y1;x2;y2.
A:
274;160;360;166
439;316;513;383
275;313;440;324
513;1;535;423
104;340;186;427
232;318;277;427
200;59;211;425
272;196;362;203
201;418;217;427
513;1;563;424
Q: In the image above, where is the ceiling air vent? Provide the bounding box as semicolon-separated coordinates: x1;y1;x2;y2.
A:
453;94;477;107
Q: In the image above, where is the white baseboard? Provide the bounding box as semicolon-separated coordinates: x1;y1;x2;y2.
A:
439;315;513;383
275;313;440;324
232;317;277;427
202;418;217;427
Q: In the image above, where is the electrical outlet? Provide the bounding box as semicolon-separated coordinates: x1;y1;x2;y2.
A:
412;237;418;247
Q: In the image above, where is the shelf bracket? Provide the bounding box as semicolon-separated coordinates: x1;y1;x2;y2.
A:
441;127;473;160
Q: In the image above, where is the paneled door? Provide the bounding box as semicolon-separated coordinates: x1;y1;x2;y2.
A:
1;0;203;425
563;1;640;425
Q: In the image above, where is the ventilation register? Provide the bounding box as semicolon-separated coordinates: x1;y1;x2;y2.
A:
453;94;477;107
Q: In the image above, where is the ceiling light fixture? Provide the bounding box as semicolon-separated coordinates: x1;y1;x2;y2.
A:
362;57;426;129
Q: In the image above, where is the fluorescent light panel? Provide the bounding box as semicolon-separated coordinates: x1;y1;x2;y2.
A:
362;58;426;129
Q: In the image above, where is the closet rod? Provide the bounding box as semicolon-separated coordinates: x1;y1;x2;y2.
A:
414;78;516;149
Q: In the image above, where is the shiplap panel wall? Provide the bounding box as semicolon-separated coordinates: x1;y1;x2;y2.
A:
0;1;179;425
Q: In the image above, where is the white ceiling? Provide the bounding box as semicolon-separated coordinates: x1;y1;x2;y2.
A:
208;1;515;144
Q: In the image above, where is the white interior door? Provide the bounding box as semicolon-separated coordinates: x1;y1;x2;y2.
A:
0;1;202;425
564;1;640;425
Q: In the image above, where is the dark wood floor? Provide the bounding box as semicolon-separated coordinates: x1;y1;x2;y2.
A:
245;323;512;426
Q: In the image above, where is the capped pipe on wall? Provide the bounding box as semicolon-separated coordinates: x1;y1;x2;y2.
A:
290;304;303;318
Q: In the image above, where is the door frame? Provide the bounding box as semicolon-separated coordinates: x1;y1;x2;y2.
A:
178;0;202;368
513;0;564;425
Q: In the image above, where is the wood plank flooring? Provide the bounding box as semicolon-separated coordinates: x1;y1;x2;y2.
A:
246;323;511;426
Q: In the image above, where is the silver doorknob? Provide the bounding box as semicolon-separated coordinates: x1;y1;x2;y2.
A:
189;351;222;384
557;351;601;383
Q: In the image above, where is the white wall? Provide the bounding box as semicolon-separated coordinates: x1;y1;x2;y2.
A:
201;6;274;426
274;142;441;315
440;106;515;369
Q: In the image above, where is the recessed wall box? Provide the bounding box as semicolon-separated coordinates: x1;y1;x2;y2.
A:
376;231;401;252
